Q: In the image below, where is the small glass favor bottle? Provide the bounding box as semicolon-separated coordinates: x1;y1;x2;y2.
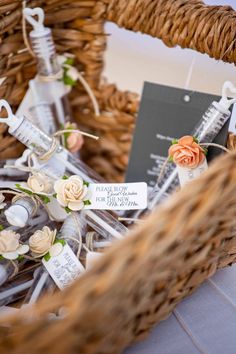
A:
4;197;36;228
133;81;236;217
0;270;35;307
21;7;72;132
24;214;86;304
23;266;55;305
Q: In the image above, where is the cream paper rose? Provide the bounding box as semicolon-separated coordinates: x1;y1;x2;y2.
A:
54;175;89;211
29;226;57;258
0;230;29;260
27;173;53;194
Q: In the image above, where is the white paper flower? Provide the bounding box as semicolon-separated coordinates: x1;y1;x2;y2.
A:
54;175;89;211
57;54;68;66
29;226;57;258
0;193;6;210
27;173;53;194
65;66;80;82
0;230;29;260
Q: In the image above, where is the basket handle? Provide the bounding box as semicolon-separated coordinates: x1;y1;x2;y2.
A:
99;0;236;65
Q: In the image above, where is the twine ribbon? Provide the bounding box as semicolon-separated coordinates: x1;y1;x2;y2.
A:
37;137;59;162
118;217;144;224
85;231;97;251
53;129;99;141
23;255;41;262
63;234;82;259
22;1;35;58
199;142;230;153
9;260;20;280
37;71;63;82
8;254;40;280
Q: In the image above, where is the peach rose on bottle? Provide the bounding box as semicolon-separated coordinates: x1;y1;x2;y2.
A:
65;122;84;153
168;136;206;169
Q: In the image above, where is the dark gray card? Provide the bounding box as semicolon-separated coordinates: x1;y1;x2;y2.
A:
126;82;230;187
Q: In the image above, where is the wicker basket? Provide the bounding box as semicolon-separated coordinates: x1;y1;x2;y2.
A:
1;1;236;353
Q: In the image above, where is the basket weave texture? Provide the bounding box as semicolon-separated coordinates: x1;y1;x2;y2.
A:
1;150;236;354
1;1;236;353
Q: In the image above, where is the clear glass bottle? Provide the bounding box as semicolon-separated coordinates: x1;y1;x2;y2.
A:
23;266;55;305
20;7;72;134
0;270;35;307
24;214;86;304
4;197;36;228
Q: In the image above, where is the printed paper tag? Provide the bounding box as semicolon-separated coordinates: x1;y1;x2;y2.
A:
85;182;147;210
86;251;102;270
42;243;84;290
177;159;208;187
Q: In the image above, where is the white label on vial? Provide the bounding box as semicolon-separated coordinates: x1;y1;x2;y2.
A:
84;182;147;210
42;243;84;290
177;159;208;187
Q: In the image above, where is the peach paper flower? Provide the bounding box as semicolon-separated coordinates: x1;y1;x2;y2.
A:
65;122;84;153
168;135;205;169
67;132;84;153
